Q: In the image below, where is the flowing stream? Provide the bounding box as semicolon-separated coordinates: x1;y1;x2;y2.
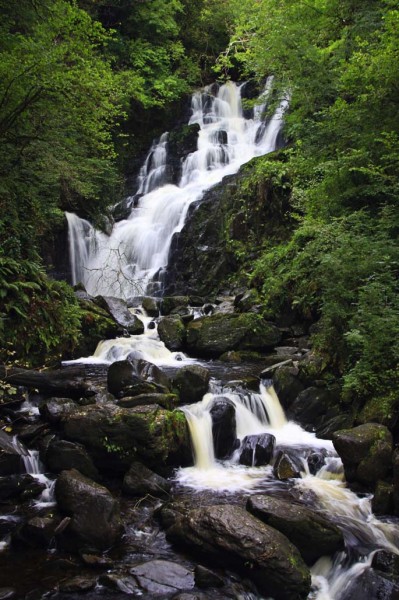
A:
62;80;399;599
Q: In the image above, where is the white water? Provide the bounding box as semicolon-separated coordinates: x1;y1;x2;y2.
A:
67;81;288;298
23;450;56;508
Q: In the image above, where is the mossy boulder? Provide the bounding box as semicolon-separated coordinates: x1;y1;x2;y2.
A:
165;504;311;600
74;299;120;357
247;495;344;564
161;296;190;316
357;394;399;430
173;365;210;404
186;313;281;358
158;316;186;351
61;403;191;472
94;296;144;334
332;423;393;487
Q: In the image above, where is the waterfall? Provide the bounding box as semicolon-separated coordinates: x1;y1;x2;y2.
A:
67;81;287;298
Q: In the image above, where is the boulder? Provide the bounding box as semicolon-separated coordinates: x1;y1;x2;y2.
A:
95;296;144;334
332;423;393;487
357;395;399;430
247;495;344;564
44;439;99;481
107;358;169;397
0;474;45;501
61;402;191;472
161;296;191;315
0;430;26;476
239;434;275;467
142;296;160;317
210;398;236;460
55;469;123;549
39;398;78;424
173;365;210;404
288;386;347;438
165;504;311;600
158;316;186;351
186;313;281;358
371;480;394;515
273;366;304;410
117;393;178;410
130;559;194;595
340;568;399;600
273;451;301;480
74;298;121;357
122;461;171;498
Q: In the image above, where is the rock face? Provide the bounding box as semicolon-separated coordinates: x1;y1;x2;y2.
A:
209;398;236;459
122;461;171;498
130;559;195;595
158;315;186;351
173;365;210;404
165;504;311;600
95;296;144;334
332;423;393;487
186;313;281;357
43;439;99;481
239;433;275;466
55;469;123;549
247;495;344;564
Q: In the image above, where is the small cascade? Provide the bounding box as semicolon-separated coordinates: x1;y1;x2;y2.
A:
181;394;216;470
23;450;56;508
66;81;287;298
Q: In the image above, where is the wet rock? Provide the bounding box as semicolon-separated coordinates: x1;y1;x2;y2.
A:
186;313;281;357
210;398;236;460
39;398;78;424
239;433;275;466
0;589;16;600
99;573;139;594
44;439;99;481
372;550;399;578
357;395;399;430
62;402;191;471
142;296;160;317
273;366;304;410
55;469;123;550
273;451;301;480
340;567;399;600
158;315;186;351
20;515;61;547
117;393;178;410
393;448;399;515
372;480;394;515
0;474;45;501
95;295;144;334
162;296;191;315
135;359;171;392
74;298;121;357
58;576;96;593
194;565;224;588
173;365;210;404
122;461;171;498
166;504;311;600
81;553;113;568
18;423;49;443
288;386;344;437
332;423;393;487
0;430;25;475
130;559;195;595
247;495;344;564
107;359;144;397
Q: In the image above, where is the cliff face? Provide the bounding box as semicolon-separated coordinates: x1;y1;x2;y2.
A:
163;151;292;297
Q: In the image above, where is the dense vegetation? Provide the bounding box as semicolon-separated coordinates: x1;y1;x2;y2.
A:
223;0;399;403
1;0;398;410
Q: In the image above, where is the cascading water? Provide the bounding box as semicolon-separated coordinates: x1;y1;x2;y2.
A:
177;383;399;600
67;81;288;298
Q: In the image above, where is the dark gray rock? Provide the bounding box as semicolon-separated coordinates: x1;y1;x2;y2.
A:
55;469;123;549
117;393;178;410
247;495;344;564
95;295;144;334
173;365;210;404
288;386;346;437
239;433;275;467
210;398;236;460
58;576;96;593
273;366;304;410
158;315;186;351
162;296;191;315
122;461;171;498
0;474;45;501
332;423;393;487
186;313;281;357
340;568;399;600
273;451;301;480
44;439;99;481
39;398;78;424
0;430;25;475
130;559;195;595
166;504;311;600
142;296;160;317
194;565;224;588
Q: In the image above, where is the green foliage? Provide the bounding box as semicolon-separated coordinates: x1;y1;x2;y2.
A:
0;258;82;366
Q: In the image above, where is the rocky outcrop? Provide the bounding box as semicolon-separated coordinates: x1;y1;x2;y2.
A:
239;433;275;467
186;313;281;358
55;469;123;549
165;504;311;600
173;365;210;404
332;423;393;488
247;495;344;564
61;402;191;472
